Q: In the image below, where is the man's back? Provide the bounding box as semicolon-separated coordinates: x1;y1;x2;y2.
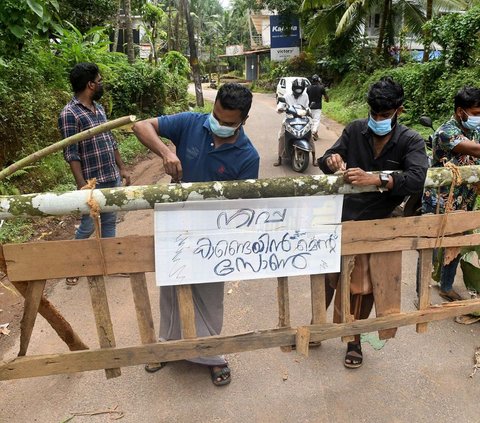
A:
307;84;326;109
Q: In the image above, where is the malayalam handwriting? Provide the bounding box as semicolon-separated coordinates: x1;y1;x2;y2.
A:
168;233;189;280
216;208;287;229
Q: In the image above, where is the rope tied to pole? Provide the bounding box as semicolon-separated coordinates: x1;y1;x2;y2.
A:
435;160;463;264
82;179;108;276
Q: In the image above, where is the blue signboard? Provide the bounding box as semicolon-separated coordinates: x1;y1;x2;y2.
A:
270;15;300;49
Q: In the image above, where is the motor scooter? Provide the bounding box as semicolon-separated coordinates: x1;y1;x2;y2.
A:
279;103;313;173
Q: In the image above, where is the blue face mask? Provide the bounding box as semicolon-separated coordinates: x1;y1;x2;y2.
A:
208;113;240;138
368;111;397;136
461;110;480;131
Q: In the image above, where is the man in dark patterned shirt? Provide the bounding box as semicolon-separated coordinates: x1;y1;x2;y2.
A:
60;63;130;284
422;86;480;302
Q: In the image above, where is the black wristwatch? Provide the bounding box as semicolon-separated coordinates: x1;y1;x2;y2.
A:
379;172;390;188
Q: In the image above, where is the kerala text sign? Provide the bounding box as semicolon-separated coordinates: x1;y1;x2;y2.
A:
154;196;343;286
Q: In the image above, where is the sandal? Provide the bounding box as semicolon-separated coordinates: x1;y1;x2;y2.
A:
144;362;166;373
209;364;231;386
344;342;363;369
66;277;79;286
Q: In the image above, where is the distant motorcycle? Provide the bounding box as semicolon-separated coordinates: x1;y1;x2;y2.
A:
209;79;218;89
279;103;313;173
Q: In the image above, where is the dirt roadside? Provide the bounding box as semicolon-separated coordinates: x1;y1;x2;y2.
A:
0;151;165;357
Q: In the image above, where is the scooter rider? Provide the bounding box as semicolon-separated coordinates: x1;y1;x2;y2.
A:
274;79;316;166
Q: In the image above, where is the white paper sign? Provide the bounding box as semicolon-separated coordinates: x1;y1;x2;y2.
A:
154;196;343;286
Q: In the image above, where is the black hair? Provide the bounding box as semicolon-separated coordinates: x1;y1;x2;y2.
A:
367;76;404;112
69;62;99;93
215;83;253;119
454;86;480;111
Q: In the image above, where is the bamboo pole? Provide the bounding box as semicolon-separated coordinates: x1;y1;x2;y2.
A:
1;165;480;219
0;115;136;181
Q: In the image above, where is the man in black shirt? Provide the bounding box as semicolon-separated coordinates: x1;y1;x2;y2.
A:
318;77;428;369
306;75;329;140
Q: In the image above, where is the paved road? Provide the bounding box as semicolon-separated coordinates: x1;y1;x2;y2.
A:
1;88;479;423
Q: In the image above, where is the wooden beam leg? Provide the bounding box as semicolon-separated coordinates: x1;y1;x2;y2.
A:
310;274;326;324
370;251;402;339
88;276;121;379
295;326;311;357
18;280;46;356
176;284;196;339
417;249;433;333
129;273;162;369
340;256;355;343
12;282;88;351
277;276;292;352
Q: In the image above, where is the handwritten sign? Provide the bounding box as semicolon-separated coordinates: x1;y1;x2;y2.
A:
154;196;343;286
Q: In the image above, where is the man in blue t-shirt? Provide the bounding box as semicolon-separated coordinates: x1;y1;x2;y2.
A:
133;83;259;386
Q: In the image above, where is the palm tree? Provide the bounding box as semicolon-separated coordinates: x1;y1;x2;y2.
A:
181;0;204;107
124;0;135;63
301;0;465;59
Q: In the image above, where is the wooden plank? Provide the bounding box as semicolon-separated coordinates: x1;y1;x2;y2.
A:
18;280;46;356
342;210;480;243
417;249;433;333
130;273;156;343
129;273;162;369
4;228;480;282
295;327;311;357
340;256;355;342
176;285;196;339
341;233;480;256
87;276;121;379
3;299;480;381
310;274;326;324
277;276;291;352
4;236;154;282
12;282;88;351
370;252;402;340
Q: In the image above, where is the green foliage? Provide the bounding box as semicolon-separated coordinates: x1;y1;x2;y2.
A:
53;22;113;68
426;5;480;69
0;0;60;58
114;131;149;164
107;59;189;118
162;51;191;78
0;219;34;244
325;60;480;129
57;0;117;34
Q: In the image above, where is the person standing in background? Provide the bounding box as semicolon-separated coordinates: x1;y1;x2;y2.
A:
60;62;131;285
307;74;329;140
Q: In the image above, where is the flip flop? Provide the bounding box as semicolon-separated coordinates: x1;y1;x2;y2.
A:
144;362;166;373
455;315;480;325
209;364;231;386
344;342;363;369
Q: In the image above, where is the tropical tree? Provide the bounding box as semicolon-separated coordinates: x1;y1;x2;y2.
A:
182;0;204;106
0;0;61;57
301;0;465;60
141;1;167;63
58;0;117;33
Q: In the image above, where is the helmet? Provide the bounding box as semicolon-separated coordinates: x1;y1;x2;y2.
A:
292;78;306;98
312;74;321;83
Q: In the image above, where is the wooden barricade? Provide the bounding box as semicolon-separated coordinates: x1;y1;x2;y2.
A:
1;211;480;381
